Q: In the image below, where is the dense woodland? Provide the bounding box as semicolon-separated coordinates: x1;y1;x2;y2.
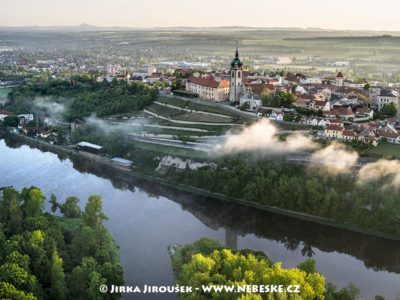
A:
171;237;363;300
5;75;158;121
165;155;400;237
0;186;124;300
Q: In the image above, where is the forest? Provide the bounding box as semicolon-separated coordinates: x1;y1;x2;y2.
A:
171;237;364;300
4;75;158;121
164;154;400;238
0;186;124;300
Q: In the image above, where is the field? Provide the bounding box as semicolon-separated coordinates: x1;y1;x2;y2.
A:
3;28;400;82
367;143;400;158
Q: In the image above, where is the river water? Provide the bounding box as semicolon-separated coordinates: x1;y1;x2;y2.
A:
1;137;400;299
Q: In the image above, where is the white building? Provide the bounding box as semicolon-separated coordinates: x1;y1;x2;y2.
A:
239;95;262;111
376;89;398;111
300;77;322;85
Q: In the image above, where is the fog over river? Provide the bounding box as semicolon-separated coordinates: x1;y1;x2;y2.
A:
1;138;400;299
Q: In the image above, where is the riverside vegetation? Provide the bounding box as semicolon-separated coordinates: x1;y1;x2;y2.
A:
165;154;400;238
0;186;124;300
170;237;365;300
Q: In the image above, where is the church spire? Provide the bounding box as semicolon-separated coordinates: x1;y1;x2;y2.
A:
230;47;242;68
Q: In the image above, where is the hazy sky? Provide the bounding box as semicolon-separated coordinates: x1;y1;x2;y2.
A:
1;0;400;31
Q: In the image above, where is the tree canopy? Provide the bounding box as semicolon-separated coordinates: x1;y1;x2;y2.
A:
0;186;124;300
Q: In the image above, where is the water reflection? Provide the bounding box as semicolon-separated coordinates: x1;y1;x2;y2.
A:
4;135;400;275
2;135;400;299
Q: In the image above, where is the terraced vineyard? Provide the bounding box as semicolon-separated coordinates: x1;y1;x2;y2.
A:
146;103;235;124
157;96;238;117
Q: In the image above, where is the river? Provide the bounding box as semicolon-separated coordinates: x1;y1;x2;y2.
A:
1;137;400;299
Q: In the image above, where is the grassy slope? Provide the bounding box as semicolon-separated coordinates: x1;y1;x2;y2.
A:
147;103;234;123
367;143;400;158
157;96;238;117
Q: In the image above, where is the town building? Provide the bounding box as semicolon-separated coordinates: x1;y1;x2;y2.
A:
186;75;230;102
376;89;399;111
239;94;262;111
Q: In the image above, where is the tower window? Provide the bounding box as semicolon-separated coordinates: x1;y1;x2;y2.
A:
232;71;234;78
238;71;241;78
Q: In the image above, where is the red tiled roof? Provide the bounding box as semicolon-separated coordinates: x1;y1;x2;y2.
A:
314;101;327;106
325;124;344;131
187;76;228;89
336;72;343;78
356;108;371;113
328;119;344;124
343;130;357;137
0;110;12;115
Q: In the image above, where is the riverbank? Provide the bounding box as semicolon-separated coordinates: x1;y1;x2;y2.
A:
3;130;400;242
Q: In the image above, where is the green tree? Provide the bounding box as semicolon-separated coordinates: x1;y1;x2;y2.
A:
22;188;45;218
364;83;371;90
176;248;325;299
297;258;316;274
60;197;81;218
381;102;397;116
0;282;37;300
83;195;108;229
50;250;67;300
3;115;20;127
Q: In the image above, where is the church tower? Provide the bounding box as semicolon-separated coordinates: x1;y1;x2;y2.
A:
229;48;243;103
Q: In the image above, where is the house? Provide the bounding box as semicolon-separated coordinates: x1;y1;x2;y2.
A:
375;130;400;143
376;89;398;111
306;117;318;126
0;110;12;121
324;107;354;120
342;130;358;141
239;95;262;111
355;108;374;119
318;118;330;127
324;124;344;139
186;75;230;102
300;76;322;85
364;136;379;146
270;111;284;121
293;98;308;109
313;100;330;112
40;130;52;138
18;114;34;122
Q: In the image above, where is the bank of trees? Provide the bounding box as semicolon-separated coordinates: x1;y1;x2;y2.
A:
168;155;400;237
6;75;158;120
0;186;124;300
171;237;364;300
